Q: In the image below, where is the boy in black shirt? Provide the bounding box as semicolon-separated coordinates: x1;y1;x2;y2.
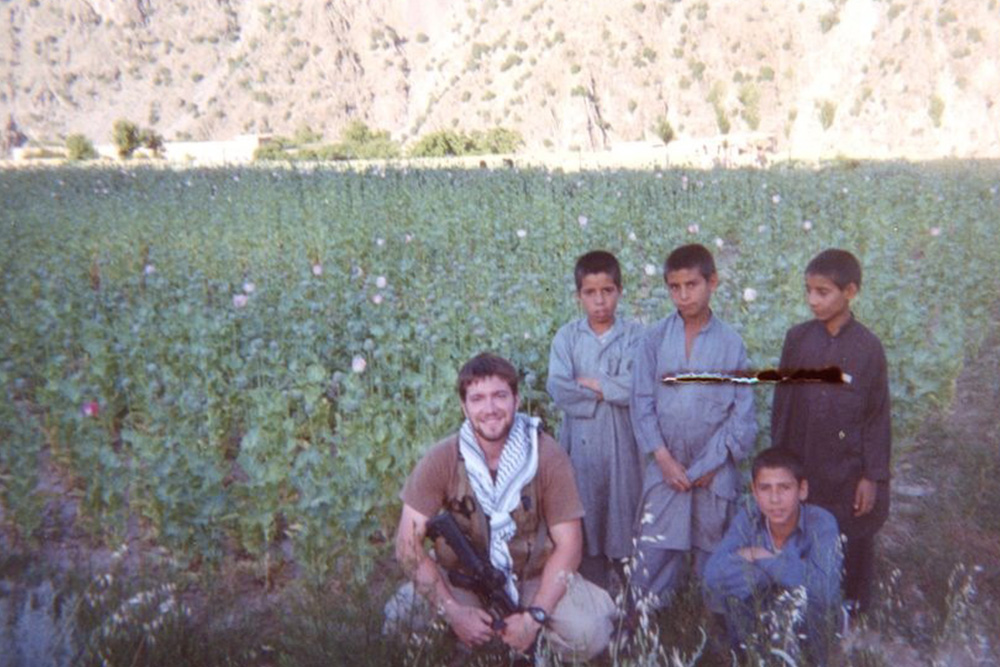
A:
771;249;891;614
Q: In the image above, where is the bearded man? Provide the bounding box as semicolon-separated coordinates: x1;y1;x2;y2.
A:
390;353;614;661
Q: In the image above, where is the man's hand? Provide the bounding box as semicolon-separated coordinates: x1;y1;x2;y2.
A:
444;601;497;648
853;477;877;517
577;377;603;401
737;546;776;562
654;447;691;491
692;466;720;488
500;611;542;653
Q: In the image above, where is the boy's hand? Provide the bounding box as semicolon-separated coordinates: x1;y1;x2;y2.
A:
737;546;775;562
654;448;691;491
853;477;877;516
577;377;603;400
693;467;719;488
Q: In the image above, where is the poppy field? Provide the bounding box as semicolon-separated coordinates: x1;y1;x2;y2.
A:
1;160;998;580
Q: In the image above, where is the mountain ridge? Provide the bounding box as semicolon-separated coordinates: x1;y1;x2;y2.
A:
3;0;998;160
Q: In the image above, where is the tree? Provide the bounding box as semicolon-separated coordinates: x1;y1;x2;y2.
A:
474;127;524;154
112;119;141;158
408;130;477;158
653;116;675;144
139;128;165;157
66;134;98;160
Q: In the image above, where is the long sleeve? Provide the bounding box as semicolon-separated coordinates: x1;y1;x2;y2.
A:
630;328;667;455
861;339;891;482
596;322;641;406
757;509;843;611
546;326;599;419
704;507;843;614
703;511;771;611
685;343;757;481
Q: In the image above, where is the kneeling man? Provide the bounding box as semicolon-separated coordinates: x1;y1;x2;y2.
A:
392;353;614;660
704;447;843;663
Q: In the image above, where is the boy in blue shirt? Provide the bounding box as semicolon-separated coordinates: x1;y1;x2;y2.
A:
547;250;644;589
771;248;891;615
630;244;757;608
704;447;843;664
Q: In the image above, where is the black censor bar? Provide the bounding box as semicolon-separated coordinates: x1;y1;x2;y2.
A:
662;366;850;385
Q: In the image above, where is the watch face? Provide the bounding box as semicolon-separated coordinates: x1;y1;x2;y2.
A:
528;607;547;624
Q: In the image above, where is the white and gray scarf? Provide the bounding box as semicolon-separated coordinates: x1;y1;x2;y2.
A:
458;412;540;604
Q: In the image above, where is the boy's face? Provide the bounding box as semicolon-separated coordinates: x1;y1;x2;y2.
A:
805;273;857;325
752;466;808;530
666;268;717;322
461;375;520;449
577;272;620;332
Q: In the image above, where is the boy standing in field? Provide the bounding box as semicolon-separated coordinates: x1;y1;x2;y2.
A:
771;248;891;615
546;250;644;590
630;244;757;608
704;448;843;664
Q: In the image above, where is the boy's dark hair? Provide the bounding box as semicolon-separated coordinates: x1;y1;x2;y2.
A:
805;248;862;290
457;353;519;401
574;250;622;290
752;447;806;483
665;243;716;281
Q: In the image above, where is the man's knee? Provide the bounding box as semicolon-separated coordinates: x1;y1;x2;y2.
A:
544;576;616;660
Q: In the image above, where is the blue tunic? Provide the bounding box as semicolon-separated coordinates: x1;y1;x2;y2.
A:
703;503;844;614
703;502;844;662
546;316;644;559
630;312;757;551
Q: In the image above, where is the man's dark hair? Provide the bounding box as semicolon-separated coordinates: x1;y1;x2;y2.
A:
574;250;622;290
665;243;716;281
805;248;862;290
457;353;519;401
752;447;806;483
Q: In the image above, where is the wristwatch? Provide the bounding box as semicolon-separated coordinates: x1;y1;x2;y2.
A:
526;606;549;625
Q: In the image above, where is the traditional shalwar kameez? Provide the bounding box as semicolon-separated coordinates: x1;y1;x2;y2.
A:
630;312;757;605
547;316;644;562
771;315;891;610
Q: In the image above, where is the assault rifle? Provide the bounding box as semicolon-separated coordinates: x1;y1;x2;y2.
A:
425;511;519;631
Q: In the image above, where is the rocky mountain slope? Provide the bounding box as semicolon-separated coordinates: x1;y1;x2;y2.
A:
3;0;999;160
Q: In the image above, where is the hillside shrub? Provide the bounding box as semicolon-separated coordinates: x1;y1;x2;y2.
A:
653;116;675;144
112;119;141;159
819;100;837;130
819;11;840;32
738;84;761;130
408;130;477;157
929;95;945;128
66;134;97;161
408;127;522;157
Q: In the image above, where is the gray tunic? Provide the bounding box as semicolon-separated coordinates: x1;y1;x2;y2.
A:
546;316;644;559
630;312;758;552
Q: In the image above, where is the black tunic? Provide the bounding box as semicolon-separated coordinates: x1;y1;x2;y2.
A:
771;316;891;539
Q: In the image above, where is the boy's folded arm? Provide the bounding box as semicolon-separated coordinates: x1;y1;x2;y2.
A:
757;518;843;609
704;514;771;605
596;365;632;405
594;323;643;406
546;338;599;418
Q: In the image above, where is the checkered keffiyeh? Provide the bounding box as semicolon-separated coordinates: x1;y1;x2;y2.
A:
458;413;540;604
